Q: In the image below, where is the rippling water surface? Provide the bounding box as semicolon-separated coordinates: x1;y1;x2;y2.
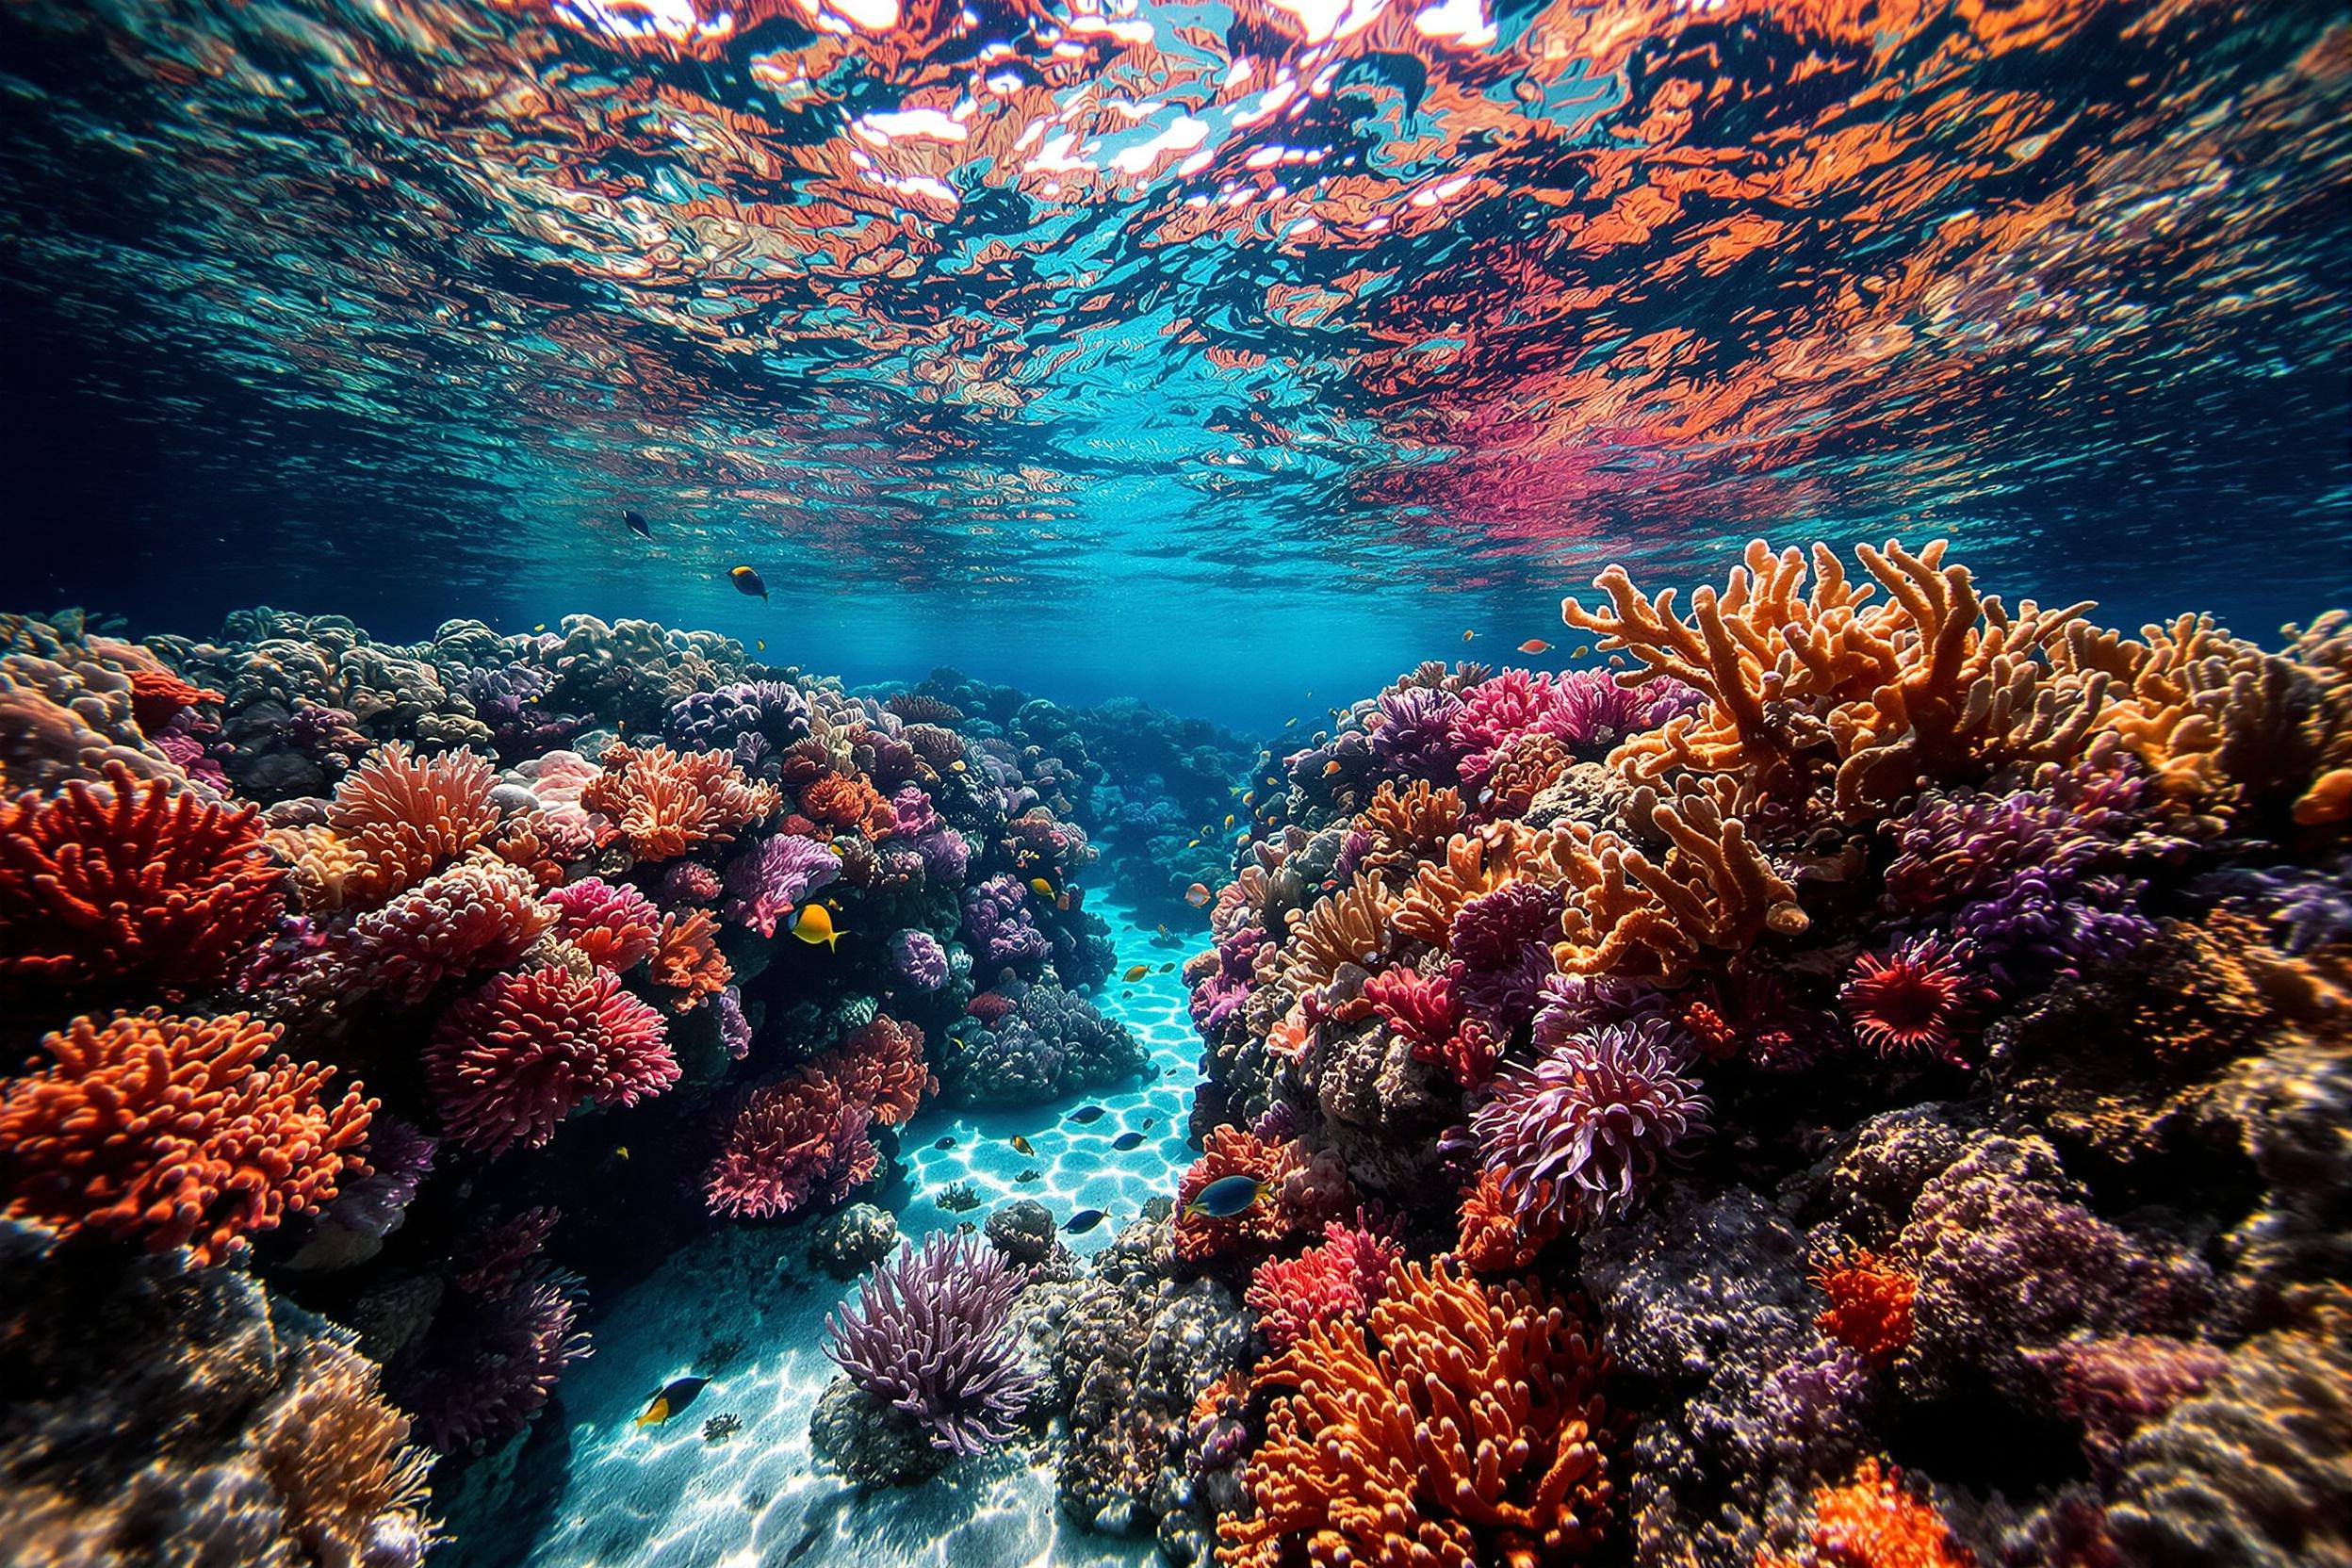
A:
3;0;2346;719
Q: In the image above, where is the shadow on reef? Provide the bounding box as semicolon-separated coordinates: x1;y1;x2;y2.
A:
2;537;2349;1568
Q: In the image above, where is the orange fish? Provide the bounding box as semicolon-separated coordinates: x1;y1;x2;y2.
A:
1322;760;1341;776
1123;964;1151;982
1184;882;1212;907
1518;639;1552;655
1462;629;1475;642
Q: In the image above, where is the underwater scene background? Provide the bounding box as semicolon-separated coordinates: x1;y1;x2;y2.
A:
1;1;2349;1567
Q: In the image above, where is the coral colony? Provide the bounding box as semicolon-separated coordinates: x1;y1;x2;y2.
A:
1;539;2348;1568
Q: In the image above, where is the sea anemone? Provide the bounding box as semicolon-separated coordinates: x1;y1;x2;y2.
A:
1840;936;1980;1064
424;967;678;1155
545;876;661;971
823;1232;1037;1455
1471;1018;1708;1230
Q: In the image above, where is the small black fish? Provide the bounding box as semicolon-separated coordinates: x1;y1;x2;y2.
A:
781;1518;825;1566
1142;1117;1156;1130
1158;962;1175;973
729;564;768;600
1111;1131;1144;1152
1067;1105;1106;1125
934;1135;955;1151
1015;1167;1041;1184
1064;1209;1107;1234
624;508;651;538
635;1375;710;1428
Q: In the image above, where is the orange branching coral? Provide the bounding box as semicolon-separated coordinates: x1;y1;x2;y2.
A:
1279;873;1402;994
1455;1167;1561;1272
0;762;288;1002
582;742;781;861
2086;612;2352;830
1174;1124;1306;1263
125;666;223;734
1352;778;1466;884
327;743;500;906
1554;785;1806;982
1218;1261;1612;1568
1757;1459;1973;1568
1563;539;2091;814
0;1009;374;1264
254;1333;440;1566
828;1016;936;1127
1811;1247;1918;1370
1396;823;1568;946
490;807;596;888
799;772;895;838
648;908;731;1010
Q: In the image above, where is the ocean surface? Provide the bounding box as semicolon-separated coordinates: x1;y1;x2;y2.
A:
2;3;2349;1568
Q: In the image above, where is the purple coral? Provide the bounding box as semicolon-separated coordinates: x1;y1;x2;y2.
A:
713;985;752;1060
1446;880;1564;1033
890;928;949;992
667;681;811;773
1552;668;1704;754
824;1232;1037;1455
1367;685;1468;780
722;833;841;938
317;1116;438;1242
960;874;1049;970
388;1274;593;1453
1472;1018;1709;1229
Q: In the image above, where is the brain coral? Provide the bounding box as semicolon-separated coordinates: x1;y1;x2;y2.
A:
0;761;286;1004
423;967;677;1155
1218;1260;1612;1568
0;1008;373;1264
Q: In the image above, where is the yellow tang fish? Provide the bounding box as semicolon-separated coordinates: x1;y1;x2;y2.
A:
788;904;842;951
1185;838;1200;849
757;639;766;651
1123;964;1151;982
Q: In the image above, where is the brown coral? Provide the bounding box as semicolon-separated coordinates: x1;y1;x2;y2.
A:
1396;822;1568;947
253;1333;439;1567
582;743;781;861
1352;778;1465;885
1218;1260;1612;1568
1279;873;1403;995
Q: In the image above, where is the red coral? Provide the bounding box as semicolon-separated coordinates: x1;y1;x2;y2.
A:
704;1073;879;1219
799;773;895;839
0;762;287;1003
1454;1166;1562;1271
0;1008;373;1264
966;990;1016;1023
1174;1125;1310;1264
1840;937;1981;1064
127;667;222;734
424;967;678;1155
648;908;732;1010
1363;967;1496;1086
1245;1217;1403;1352
1811;1246;1918;1370
582;743;780;861
545;877;662;972
829;1016;936;1128
1759;1458;1974;1568
450;1205;563;1297
342;854;553;1004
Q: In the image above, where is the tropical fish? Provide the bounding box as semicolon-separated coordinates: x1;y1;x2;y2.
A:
531;623;546;632
934;1136;955;1150
1518;638;1552;655
1185;838;1200;849
787;904;841;950
1283;717;1297;727
1462;629;1476;642
1122;964;1150;982
1155;923;1168;937
1184;1174;1271;1219
756;639;765;651
950;760;967;772
1573;645;1591;659
635;1376;710;1428
1158;962;1174;973
1142;1117;1156;1130
1223;814;1235;828
1068;1105;1107;1124
624;509;652;538
1185;883;1212;907
1015;1167;1041;1184
729;564;768;600
614;1146;629;1161
1064;1209;1107;1235
1010;1135;1037;1157
1111;1131;1144;1152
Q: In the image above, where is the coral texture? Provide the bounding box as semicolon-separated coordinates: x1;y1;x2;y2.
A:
424;967;677;1155
824;1231;1038;1454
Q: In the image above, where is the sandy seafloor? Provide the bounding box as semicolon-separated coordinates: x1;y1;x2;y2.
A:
518;890;1200;1568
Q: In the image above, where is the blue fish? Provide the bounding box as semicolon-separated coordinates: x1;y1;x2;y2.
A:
1111;1131;1143;1152
1184;1173;1270;1219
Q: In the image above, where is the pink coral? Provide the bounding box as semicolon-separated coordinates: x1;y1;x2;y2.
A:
424;967;677;1155
581;743;780;861
829;1016;936;1128
0;1008;373;1264
704;1074;879;1219
545;877;661;971
1447;670;1575;789
1244;1217;1403;1352
341;854;553;1004
328;744;500;905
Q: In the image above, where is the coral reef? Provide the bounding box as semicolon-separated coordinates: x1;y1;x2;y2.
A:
822;1231;1037;1459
